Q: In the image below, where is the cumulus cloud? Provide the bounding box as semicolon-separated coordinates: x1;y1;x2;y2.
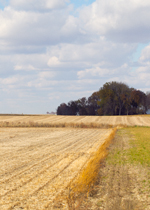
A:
77;67;110;79
79;0;150;42
46;41;136;71
9;0;69;11
0;6;75;47
0;76;19;85
77;62;130;80
47;56;60;67
14;64;38;71
38;71;56;79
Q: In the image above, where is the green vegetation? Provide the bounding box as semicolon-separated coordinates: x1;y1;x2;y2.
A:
106;129;129;165
107;127;150;166
127;127;150;166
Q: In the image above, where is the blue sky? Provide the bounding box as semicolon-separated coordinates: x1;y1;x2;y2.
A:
0;0;150;114
0;0;95;10
132;43;149;62
0;0;9;9
70;0;95;8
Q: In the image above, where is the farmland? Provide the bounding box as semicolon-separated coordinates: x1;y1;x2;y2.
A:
0;127;113;209
0;114;150;127
0;115;150;209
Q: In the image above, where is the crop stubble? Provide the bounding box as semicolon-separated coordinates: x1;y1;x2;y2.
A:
0;115;150;127
0;127;112;210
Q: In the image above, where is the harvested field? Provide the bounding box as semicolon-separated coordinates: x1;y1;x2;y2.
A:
0;127;113;210
0;115;150;128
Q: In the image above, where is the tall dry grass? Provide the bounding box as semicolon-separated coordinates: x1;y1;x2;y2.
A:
0;121;123;129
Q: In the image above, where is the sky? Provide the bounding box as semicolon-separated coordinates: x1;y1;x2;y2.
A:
0;0;150;114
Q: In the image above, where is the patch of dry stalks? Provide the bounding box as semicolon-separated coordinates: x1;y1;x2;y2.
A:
0;121;124;129
55;128;117;209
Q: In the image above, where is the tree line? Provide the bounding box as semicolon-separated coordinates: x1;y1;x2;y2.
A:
57;81;150;116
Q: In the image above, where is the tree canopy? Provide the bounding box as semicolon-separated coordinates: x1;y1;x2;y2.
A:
57;81;150;116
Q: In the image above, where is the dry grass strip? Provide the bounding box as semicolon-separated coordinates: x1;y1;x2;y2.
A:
0;121;124;129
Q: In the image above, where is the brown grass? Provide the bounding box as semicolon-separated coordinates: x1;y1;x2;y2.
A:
0;121;125;129
63;128;117;209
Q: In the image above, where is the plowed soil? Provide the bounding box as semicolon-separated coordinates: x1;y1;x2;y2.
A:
0;127;112;210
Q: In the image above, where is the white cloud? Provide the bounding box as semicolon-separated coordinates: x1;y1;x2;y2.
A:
38;71;56;79
77;67;110;79
77;62;130;80
139;45;150;62
47;56;60;67
0;6;72;47
46;0;69;10
46;42;136;70
61;16;77;36
1;76;19;85
79;0;150;42
14;64;38;71
10;0;69;11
